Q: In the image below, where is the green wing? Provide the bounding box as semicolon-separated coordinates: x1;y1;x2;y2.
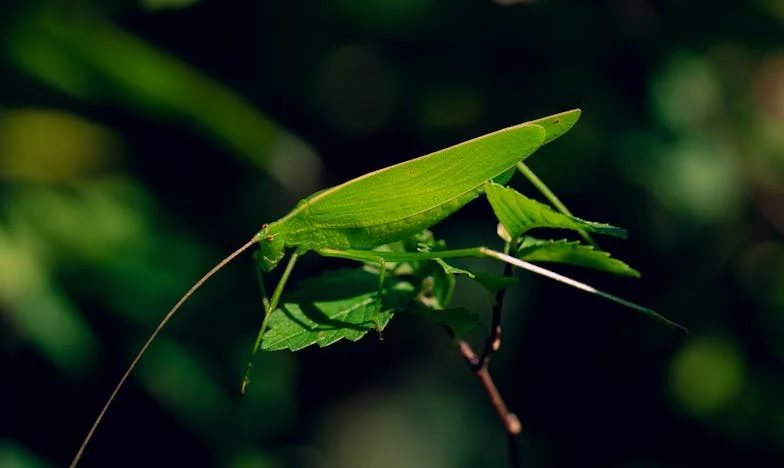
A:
275;109;580;250
526;108;582;144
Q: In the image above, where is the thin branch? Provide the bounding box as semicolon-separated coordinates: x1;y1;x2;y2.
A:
457;339;522;468
428;301;522;466
479;238;519;366
479;253;514;366
467;236;522;466
414;236;524;466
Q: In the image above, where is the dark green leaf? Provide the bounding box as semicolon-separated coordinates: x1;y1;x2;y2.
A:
418;262;456;310
485;182;627;240
407;304;480;339
472;272;519;292
261;269;416;351
518;237;640;277
418;238;474;307
433;258;474;278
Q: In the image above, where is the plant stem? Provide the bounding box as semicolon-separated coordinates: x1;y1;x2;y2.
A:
424;294;522;467
480;239;516;366
517;162;597;247
474;238;520;466
320;246;679;326
457;339;521;468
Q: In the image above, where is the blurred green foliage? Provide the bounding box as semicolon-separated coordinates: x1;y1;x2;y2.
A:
1;1;783;467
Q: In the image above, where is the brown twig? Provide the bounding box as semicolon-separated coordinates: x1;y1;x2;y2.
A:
479;256;514;366
469;237;522;466
414;234;522;465
457;339;522;468
420;239;522;467
479;239;519;366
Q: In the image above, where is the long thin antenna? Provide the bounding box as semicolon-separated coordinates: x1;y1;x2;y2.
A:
70;235;260;468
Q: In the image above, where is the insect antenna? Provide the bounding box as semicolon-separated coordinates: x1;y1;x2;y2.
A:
69;235;260;468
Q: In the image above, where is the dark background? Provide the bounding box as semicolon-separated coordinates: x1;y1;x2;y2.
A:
2;1;783;467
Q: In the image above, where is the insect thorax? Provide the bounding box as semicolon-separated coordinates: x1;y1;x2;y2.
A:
257;223;286;271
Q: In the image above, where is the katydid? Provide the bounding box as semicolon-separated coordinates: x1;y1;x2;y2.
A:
70;108;669;467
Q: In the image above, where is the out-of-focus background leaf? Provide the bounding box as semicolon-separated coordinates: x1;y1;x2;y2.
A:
1;1;783;467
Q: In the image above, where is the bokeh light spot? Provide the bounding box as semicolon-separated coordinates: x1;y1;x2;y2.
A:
751;53;784;123
0;108;119;182
652;53;720;132
0;440;50;468
625;135;742;223
668;335;746;416
268;136;323;197
0;227;98;376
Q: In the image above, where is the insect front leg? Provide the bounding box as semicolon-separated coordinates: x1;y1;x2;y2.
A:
374;257;386;339
242;251;300;394
252;250;272;312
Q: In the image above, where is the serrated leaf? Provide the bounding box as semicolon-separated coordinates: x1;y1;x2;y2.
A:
417;242;517;298
261;299;391;351
485;182;627;240
261;269;416;351
420;242;475;307
414;236;472;278
518;237;640;277
407;304;480;339
433;258;474;278
371;230;456;307
472;272;519;292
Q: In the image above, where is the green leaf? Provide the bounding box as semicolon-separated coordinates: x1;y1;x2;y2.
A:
407;304;480;339
418;262;456;309
518;237;640;277
485;182;627;240
367;230;456;307
417;237;475;307
472;272;519;292
433;258;474;278
261;269;416;351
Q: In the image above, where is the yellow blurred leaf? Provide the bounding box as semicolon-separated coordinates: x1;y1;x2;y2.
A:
0;109;119;182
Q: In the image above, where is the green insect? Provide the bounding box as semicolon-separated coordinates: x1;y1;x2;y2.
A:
69;109;675;467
